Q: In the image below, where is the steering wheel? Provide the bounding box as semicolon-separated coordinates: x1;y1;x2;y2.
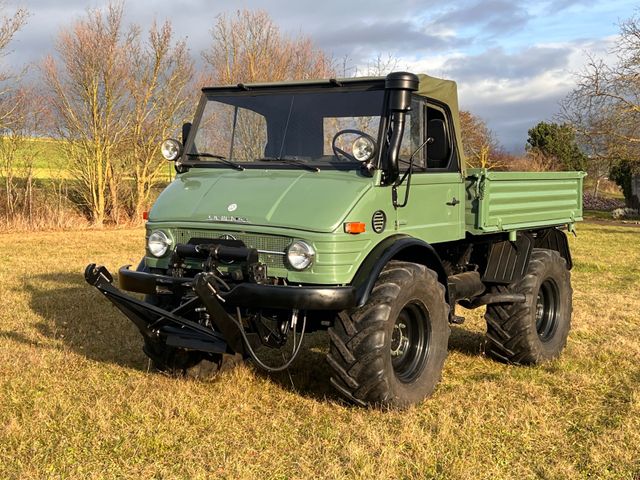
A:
331;129;377;162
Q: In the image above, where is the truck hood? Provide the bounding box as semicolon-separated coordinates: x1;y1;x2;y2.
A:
148;168;373;233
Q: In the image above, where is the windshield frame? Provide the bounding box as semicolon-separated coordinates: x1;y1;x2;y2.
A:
178;79;387;171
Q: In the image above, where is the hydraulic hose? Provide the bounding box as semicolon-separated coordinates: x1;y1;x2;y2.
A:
208;274;307;372
231;307;307;372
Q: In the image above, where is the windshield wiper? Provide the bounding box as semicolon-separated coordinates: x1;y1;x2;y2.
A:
257;157;320;173
186;153;244;171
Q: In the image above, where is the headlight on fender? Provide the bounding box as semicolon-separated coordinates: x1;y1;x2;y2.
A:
148;230;172;257
286;240;315;270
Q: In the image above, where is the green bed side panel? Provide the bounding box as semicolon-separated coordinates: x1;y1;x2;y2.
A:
465;168;586;233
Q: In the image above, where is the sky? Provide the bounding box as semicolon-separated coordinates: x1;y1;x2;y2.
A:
3;0;638;152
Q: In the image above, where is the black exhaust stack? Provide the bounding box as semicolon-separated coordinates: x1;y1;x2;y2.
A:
384;72;419;183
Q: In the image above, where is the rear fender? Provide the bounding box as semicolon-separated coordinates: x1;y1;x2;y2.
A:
534;227;573;269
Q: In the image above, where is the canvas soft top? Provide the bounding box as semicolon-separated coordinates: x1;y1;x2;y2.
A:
415;73;465;168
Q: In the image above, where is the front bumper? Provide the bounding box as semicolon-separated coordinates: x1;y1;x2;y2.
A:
84;264;356;357
117;265;357;311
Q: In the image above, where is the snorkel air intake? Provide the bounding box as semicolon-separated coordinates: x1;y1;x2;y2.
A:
384;72;419;184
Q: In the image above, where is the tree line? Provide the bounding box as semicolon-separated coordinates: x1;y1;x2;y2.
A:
1;3;638;230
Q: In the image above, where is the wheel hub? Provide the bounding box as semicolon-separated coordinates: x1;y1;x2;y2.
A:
391;322;409;357
390;302;430;383
535;278;560;342
535;299;545;322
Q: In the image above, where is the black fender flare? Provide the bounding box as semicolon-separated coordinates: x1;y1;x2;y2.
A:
351;235;449;308
533;227;573;270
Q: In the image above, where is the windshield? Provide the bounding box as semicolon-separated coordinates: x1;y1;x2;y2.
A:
187;88;385;168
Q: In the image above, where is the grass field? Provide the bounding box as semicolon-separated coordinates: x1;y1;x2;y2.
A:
0;221;639;479
6;138;175;182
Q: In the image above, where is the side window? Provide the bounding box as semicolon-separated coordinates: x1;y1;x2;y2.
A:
426;105;454;170
399;97;425;170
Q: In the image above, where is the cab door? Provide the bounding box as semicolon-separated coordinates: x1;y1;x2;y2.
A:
394;99;465;243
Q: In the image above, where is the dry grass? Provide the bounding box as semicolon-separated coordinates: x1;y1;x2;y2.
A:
0;222;639;479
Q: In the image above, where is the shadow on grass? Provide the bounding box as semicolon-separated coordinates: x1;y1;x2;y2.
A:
258;324;489;404
448;325;486;357
586;226;640;234
23;272;146;370
0;330;60;350
20;271;342;403
250;331;345;404
21;271;490;404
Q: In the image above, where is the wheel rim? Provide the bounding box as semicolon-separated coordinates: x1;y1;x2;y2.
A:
535;278;560;342
390;301;430;383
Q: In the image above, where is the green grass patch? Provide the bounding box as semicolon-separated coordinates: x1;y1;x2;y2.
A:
6;137;70;179
0;222;638;478
5;137;174;182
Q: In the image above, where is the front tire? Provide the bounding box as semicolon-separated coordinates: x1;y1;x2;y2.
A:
327;261;450;408
485;248;572;364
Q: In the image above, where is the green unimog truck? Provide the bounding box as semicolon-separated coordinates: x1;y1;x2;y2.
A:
86;72;585;408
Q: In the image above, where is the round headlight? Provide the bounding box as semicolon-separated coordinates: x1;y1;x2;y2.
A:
352;136;375;162
286;240;315;270
148;230;172;257
160;138;183;161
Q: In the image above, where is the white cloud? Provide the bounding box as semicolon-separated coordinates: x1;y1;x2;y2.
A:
1;0;630;151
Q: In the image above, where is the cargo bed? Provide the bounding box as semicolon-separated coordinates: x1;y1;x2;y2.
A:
465;169;586;234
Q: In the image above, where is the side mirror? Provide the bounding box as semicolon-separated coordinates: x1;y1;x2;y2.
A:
182;122;192;145
391;137;432;208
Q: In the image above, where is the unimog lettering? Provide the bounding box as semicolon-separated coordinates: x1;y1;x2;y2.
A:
207;214;250;223
85;72;585;408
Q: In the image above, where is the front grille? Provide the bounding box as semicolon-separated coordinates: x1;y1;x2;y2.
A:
173;229;291;269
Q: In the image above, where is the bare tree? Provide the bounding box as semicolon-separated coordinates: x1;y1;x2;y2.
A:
1;88;32;221
44;2;195;224
357;53;401;77
561;14;640;201
0;3;28;128
126;21;195;219
0;3;26;52
459;110;505;169
0;4;34;225
44;2;134;225
203;10;334;84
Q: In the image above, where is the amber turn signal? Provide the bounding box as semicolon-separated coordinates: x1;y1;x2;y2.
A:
344;222;366;234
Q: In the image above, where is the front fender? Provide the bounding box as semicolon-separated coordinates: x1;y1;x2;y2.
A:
351;235;448;307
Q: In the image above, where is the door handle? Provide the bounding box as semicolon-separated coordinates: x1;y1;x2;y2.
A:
446;197;460;206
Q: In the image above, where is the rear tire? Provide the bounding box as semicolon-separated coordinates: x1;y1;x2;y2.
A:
485;248;572;364
327;261;450;408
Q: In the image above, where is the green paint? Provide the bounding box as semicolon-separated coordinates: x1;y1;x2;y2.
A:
465;169;586;234
144;75;585;286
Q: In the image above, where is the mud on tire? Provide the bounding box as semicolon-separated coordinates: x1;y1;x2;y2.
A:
485;248;572;364
327;261;450;408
